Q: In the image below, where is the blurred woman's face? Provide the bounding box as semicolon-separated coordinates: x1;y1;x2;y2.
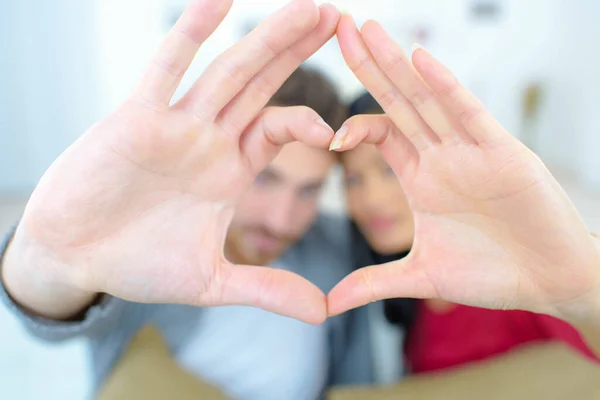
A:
343;144;414;255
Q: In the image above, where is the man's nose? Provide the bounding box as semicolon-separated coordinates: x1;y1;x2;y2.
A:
263;190;297;235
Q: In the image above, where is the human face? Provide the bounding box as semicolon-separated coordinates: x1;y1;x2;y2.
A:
227;142;335;266
342;144;414;254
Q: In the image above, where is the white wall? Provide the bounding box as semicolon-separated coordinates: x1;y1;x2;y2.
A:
0;1;104;195
0;2;99;398
2;0;600;194
550;0;600;189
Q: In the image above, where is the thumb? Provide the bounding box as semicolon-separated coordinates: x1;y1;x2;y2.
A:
327;256;436;316
239;106;335;174
218;262;327;325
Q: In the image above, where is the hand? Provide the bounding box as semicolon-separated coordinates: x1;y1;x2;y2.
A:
328;16;600;325
3;0;340;324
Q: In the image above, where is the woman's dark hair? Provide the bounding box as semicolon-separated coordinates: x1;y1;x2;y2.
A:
349;91;383;116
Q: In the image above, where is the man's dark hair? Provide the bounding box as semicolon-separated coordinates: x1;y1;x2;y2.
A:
269;67;347;132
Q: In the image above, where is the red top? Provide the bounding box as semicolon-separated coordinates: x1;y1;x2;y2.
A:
405;301;597;374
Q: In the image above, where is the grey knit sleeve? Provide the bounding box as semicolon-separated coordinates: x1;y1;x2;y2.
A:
0;224;124;342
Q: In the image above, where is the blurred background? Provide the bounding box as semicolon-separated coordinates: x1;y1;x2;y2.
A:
1;0;599;398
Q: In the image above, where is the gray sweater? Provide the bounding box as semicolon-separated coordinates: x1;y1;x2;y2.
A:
0;214;374;398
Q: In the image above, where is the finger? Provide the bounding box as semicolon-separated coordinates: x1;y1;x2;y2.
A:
327;258;436;316
336;14;438;151
240;106;335;174
177;0;320;122
221;263;327;325
329;114;418;177
217;4;341;133
361;21;475;145
133;0;233;106
412;46;508;144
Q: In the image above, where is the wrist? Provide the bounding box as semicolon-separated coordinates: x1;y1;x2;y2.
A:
1;224;96;320
552;233;600;327
585;233;600;325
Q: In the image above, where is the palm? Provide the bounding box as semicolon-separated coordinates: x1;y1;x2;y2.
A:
329;16;600;319
18;0;341;323
26;103;244;305
405;141;596;314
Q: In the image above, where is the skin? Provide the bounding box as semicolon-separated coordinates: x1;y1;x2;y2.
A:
1;0;341;325
1;1;599;357
328;15;600;357
342;143;454;313
342;143;414;255
226;141;335;267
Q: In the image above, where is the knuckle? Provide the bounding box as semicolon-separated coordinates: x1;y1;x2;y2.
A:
377;88;402;110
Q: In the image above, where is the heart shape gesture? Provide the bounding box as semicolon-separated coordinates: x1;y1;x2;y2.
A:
3;0;339;324
3;1;600;331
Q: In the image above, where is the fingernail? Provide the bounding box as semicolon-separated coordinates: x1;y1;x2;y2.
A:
341;11;355;21
329;126;348;151
412;42;425;54
315;117;333;132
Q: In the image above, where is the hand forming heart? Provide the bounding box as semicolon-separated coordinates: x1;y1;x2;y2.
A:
3;0;600;328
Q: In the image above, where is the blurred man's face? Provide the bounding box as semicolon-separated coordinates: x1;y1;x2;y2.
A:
226;142;335;266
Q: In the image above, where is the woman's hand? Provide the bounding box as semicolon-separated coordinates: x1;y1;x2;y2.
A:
328;16;600;329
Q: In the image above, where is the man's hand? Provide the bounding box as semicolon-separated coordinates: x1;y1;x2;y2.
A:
328;15;600;330
1;0;341;324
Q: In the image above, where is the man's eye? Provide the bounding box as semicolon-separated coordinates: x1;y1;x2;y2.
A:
344;175;361;187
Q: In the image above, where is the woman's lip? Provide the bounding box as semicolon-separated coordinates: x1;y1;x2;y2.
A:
249;232;281;252
367;216;397;232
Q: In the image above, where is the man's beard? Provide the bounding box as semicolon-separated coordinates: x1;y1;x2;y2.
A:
225;226;298;266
